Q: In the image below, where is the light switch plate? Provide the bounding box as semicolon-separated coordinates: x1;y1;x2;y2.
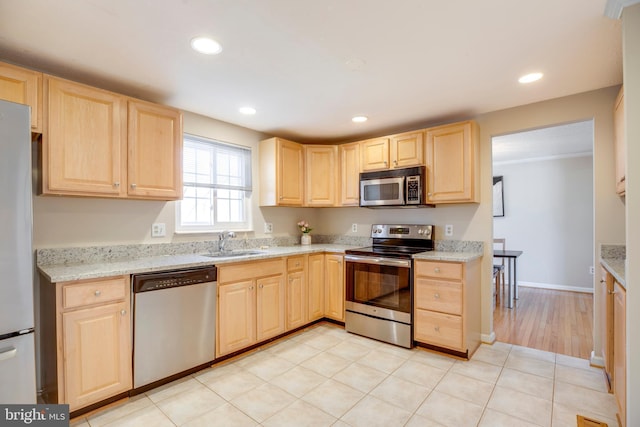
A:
444;224;453;237
352;223;357;233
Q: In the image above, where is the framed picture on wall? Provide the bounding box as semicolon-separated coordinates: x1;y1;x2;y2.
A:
493;176;504;217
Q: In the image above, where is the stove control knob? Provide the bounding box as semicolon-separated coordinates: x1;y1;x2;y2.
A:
418;229;423;235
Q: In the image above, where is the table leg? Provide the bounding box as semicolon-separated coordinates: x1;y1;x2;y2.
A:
514;258;519;300
507;260;513;309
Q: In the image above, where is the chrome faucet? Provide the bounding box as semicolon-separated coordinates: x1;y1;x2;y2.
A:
219;231;236;252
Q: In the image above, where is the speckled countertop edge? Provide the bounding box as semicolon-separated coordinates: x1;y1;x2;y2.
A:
600;244;626;289
38;242;484;283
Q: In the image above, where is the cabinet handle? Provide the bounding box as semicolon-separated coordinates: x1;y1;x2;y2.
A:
259;284;264;289
393;160;397;165
249;286;254;290
120;310;127;316
609;290;616;295
434;293;440;299
114;182;120;188
384;161;388;166
434;267;440;273
94;290;101;297
428;192;432;196
279;196;283;200
600;279;606;283
434;326;440;332
130;183;137;189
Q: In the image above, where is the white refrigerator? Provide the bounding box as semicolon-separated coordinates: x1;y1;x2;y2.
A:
0;99;37;403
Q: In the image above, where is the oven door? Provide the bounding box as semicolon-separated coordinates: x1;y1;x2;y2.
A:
344;255;412;324
360;176;405;207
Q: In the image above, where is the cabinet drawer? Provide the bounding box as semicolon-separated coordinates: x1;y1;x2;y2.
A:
62;276;128;310
414;309;463;350
219;258;285;283
415;260;462;280
415;278;462;315
287;256;305;272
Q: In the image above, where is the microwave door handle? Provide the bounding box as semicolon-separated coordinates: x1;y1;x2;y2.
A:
344;255;411;268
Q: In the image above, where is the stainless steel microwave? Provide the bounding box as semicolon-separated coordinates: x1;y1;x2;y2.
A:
359;166;427;207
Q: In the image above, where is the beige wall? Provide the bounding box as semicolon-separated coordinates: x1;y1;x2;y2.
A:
622;4;639;425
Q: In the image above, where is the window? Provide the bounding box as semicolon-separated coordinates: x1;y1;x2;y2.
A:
176;134;252;232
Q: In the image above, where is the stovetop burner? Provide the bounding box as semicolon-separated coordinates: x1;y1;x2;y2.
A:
345;224;434;259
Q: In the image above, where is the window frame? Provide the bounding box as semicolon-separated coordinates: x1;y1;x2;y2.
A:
175;134;253;233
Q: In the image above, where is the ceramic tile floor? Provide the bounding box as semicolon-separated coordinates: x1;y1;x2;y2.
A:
70;323;618;427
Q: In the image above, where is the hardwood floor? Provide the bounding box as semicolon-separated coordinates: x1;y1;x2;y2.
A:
493;286;594;359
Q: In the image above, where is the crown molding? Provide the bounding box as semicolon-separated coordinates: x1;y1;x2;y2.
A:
604;0;640;19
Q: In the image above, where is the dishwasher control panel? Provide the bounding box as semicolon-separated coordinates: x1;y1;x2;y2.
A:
133;266;217;293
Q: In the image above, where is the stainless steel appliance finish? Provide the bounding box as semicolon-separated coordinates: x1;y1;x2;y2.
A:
133;266;217;389
345;224;434;348
359;166;430;207
0;100;37;403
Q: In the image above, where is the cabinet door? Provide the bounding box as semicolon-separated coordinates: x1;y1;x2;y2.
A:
277;139;304;205
324;254;345;321
0;62;42;132
43;76;126;197
286;271;306;331
425;121;478;203
308;254;325;321
217;280;256;356
599;267;614;389
391;131;423;168
62;301;131;411
339;142;360;206
361;137;390;171
613;282;626;427
614;87;625;196
128;100;183;200
305;145;338;206
256;275;285;341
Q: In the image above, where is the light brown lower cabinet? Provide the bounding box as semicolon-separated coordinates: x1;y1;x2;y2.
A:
39;275;132;412
324;254;345;321
217;258;286;357
613;281;626;427
413;259;481;357
286;255;307;331
307;253;325;321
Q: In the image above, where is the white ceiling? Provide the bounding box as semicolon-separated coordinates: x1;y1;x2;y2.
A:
492;120;594;164
0;0;622;143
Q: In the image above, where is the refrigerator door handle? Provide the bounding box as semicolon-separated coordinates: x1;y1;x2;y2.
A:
0;346;18;362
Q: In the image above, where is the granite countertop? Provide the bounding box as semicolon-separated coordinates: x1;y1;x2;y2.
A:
599;244;626;289
37;243;484;283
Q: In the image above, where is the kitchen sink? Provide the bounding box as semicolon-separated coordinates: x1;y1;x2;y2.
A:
203;250;265;258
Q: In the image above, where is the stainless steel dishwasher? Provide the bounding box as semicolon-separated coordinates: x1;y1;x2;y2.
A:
132;266;217;389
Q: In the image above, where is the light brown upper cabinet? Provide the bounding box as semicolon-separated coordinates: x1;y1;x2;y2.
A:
259;137;304;206
360;131;424;172
339;141;360;206
42;75;182;200
0;61;42;132
361;137;390;171
614;86;625;196
425;120;479;204
304;145;338;207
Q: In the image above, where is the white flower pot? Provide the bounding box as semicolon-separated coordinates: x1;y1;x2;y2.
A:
301;234;311;245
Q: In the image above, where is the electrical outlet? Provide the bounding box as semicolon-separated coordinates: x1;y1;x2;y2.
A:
589;266;595;275
352;223;358;233
444;224;453;237
151;223;166;237
264;222;273;233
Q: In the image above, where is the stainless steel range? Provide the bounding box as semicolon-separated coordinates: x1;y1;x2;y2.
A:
344;224;434;348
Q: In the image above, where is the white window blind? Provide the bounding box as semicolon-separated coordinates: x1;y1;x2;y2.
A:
176;134;252;232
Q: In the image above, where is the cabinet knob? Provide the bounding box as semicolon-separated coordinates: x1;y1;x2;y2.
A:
609;290;616;295
114;182;120;188
434;293;440;299
296;262;300;267
120;310;127;316
600;279;606;283
428;192;432;196
94;290;101;297
384;161;388;166
434;326;440;332
249;286;254;290
279;196;283;200
130;183;137;189
393;160;397;165
259;284;264;289
434;267;440;273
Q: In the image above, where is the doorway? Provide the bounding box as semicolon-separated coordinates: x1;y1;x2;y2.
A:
491;120;595;359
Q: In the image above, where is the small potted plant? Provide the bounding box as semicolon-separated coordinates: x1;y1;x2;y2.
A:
297;220;313;245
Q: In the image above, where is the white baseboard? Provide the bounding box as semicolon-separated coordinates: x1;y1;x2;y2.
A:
590;350;604;368
481;332;496;344
518;281;593;294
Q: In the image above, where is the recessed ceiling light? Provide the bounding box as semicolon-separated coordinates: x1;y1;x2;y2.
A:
239;107;256;115
190;37;222;55
518;72;543;84
352;116;368;123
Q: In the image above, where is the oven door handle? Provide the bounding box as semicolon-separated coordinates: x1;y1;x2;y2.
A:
344;255;411;268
